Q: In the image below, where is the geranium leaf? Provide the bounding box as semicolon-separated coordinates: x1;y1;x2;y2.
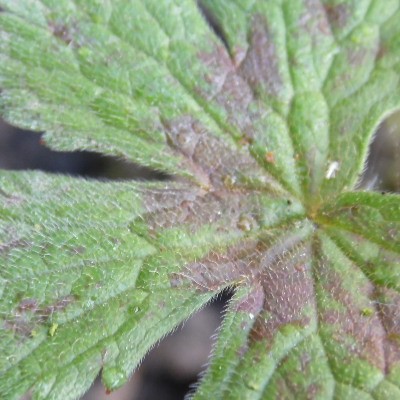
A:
201;0;400;202
0;170;303;398
0;172;218;398
0;1;400;399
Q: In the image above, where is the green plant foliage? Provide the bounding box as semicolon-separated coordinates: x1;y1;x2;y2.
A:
0;1;399;399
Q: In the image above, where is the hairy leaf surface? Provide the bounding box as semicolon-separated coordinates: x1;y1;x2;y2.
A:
0;1;400;399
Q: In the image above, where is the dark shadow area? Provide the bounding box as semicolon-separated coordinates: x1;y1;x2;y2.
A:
0;119;167;181
197;1;230;52
359;113;400;193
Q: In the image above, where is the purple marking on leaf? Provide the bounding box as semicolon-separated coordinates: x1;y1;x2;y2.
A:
198;45;234;101
5;295;76;337
0;237;31;256
49;22;75;45
239;15;283;99
324;3;351;30
40;295;76;319
163;116;266;190
300;0;333;36
18;299;39;313
316;254;387;372
197;43;259;141
375;287;400;373
251;242;314;343
171;238;259;291
171;227;313;328
235;283;265;315
143;190;259;237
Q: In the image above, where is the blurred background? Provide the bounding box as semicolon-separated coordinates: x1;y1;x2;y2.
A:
1;111;399;400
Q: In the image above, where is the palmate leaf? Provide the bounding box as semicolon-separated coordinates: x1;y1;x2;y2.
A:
0;1;399;399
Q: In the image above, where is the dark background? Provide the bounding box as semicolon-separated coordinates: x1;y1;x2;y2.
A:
1;112;399;400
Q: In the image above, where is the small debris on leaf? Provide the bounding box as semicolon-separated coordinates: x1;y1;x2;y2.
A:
361;308;374;317
237;215;254;232
325;161;340;179
49;323;59;337
223;174;237;188
264;151;275;164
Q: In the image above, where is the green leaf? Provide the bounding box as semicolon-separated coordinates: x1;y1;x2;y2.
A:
0;172;216;398
194;192;400;399
201;0;400;202
0;1;400;399
0;170;303;399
